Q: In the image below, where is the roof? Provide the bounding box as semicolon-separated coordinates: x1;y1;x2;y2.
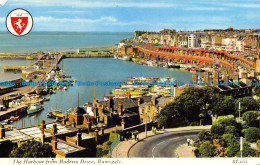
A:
56;141;80;154
4;129;32;142
19;126;52;139
45;123;74;134
139;96;171;108
99;98;139;111
70;133;92;140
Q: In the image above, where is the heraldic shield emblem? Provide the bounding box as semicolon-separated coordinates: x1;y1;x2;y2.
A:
6;9;33;36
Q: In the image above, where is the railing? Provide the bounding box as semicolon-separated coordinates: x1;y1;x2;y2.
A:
109;136;120;158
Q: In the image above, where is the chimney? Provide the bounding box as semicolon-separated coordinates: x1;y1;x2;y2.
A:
52;124;58;135
95;127;99;143
40;120;46;131
121;118;125;129
0;125;5;139
118;102;123;116
108;98;114;112
93;104;98;119
51;136;57;151
138;97;142;106
87;121;91;132
152;96;156;106
62;116;66;125
76;132;82;146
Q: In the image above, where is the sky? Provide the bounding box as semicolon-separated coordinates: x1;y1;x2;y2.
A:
0;0;259;32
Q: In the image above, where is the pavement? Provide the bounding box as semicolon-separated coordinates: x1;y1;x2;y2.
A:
111;125;211;158
175;143;196;158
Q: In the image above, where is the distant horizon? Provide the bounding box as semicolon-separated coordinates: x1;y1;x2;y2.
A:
0;0;259;32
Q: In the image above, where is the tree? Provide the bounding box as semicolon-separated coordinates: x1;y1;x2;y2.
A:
253;86;260;96
9;140;53;158
199;141;215;157
158;86;220;127
211;96;236;116
235;97;259;115
245;127;260;143
242;111;258;127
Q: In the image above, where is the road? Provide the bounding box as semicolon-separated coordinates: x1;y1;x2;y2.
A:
128;130;201;157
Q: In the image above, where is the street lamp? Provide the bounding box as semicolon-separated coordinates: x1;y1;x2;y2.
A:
238;102;241;121
145;106;147;137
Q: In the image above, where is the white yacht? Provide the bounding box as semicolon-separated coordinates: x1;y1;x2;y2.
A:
27;103;44;114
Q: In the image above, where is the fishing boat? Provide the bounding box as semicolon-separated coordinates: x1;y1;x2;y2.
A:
10;116;19;121
118;56;130;61
26;57;34;60
42;97;50;102
47;110;66;119
111;89;146;95
27;103;44;114
190;67;197;72
141;62;148;65
168;62;180;68
151;89;170;94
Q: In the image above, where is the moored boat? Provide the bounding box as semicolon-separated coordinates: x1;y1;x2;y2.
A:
10;116;19;121
47;110;66;119
26;57;34;60
27;103;44;114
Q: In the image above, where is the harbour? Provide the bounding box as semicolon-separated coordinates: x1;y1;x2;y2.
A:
0;57;195;127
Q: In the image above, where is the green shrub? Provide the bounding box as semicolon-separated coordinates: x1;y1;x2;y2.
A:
256;140;260;151
9;140;53;158
242;111;258;127
109;131;118;142
235;141;258;157
193;131;211;148
224;126;238;136
223;134;235;147
194;148;200;157
245;127;260;143
210;123;224;137
227;140;240;157
199;141;215;157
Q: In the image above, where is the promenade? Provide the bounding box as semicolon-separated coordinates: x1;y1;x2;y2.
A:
111;125;211;158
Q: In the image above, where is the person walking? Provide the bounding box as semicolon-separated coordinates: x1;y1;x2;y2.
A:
152;126;154;133
134;133;137;141
187;138;190;146
154;127;157;134
136;134;139;141
190;139;193;146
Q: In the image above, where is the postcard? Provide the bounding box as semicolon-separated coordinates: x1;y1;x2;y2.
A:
0;0;259;165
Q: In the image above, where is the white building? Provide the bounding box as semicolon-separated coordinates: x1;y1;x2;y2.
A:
188;34;199;48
